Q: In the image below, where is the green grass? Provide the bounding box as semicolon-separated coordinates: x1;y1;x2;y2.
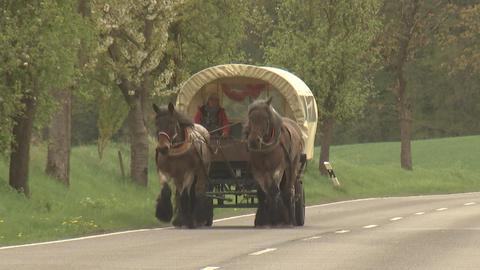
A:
303;135;480;204
1;135;480;246
0;143;163;246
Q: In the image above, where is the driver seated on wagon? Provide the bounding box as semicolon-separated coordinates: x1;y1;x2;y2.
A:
194;93;230;137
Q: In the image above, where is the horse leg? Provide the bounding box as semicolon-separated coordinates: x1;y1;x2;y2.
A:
172;189;194;228
254;188;269;226
266;184;286;226
192;174;213;227
172;190;185;227
183;188;195;228
155;183;173;222
280;185;295;226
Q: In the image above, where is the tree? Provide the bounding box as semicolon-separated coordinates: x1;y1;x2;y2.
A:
91;0;178;186
439;2;480;75
241;0;282;64
378;0;448;170
44;0;95;185
0;75;20;156
309;1;479;146
266;0;381;174
0;0;83;195
163;0;249;89
45;89;72;185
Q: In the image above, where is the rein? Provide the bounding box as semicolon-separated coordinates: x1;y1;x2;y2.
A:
207;121;242;135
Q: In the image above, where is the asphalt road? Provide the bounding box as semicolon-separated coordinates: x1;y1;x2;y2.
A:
1;192;479;270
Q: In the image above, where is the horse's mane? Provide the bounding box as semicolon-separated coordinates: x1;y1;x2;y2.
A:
155;105;194;127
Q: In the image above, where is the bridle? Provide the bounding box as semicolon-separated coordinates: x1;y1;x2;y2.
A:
156;121;187;150
247;108;279;151
157;131;177;144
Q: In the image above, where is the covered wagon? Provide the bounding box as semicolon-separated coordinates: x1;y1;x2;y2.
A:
175;64;318;220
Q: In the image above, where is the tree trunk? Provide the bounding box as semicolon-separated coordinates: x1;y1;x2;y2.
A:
45;90;71;185
113;46;149;186
391;0;418;171
319;117;335;175
9;94;37;196
395;22;413;170
128;97;149;186
44;0;89;185
397;68;413;170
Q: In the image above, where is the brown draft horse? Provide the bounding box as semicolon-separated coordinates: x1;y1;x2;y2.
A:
244;97;305;226
153;103;213;228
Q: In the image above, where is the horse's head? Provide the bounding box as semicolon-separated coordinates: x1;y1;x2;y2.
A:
153;102;183;155
245;97;280;150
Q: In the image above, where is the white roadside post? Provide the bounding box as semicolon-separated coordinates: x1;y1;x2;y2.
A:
324;161;341;187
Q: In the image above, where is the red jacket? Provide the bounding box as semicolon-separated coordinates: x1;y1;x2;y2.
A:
194;106;230;136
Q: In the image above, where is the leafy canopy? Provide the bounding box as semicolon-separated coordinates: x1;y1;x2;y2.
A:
266;0;382;121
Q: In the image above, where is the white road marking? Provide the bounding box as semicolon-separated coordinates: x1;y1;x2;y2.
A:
335;229;350;234
3;193;479;250
249;248;277;256
436;208;448;211
213;213;255;223
464;202;476;206
201;267;220;270
415;212;425;215
302;236;322;241
363;224;378;229
390;217;403;221
0;227;171;250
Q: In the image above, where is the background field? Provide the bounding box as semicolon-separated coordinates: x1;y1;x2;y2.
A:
1;135;479;246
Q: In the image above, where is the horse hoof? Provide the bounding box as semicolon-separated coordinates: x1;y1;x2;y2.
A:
155;186;173;222
155;202;173;222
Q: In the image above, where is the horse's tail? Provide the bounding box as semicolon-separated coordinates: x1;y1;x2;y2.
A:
155;183;173;222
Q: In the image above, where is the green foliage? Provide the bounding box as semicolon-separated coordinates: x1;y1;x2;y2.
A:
0;88;20;154
333;0;480;145
97;90;129;159
0;0;90;152
240;0;281;64
266;0;382;120
408;49;480;138
177;0;248;71
438;3;480;75
72;97;99;146
162;0;250;89
91;0;178;97
0;1;81;88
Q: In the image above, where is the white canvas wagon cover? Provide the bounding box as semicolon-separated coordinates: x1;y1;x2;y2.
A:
176;64;318;159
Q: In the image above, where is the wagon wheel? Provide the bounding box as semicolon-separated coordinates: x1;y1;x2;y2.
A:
294;180;305;226
203;183;214;227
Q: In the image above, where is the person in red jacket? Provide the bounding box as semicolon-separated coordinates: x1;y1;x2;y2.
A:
194;93;230;137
